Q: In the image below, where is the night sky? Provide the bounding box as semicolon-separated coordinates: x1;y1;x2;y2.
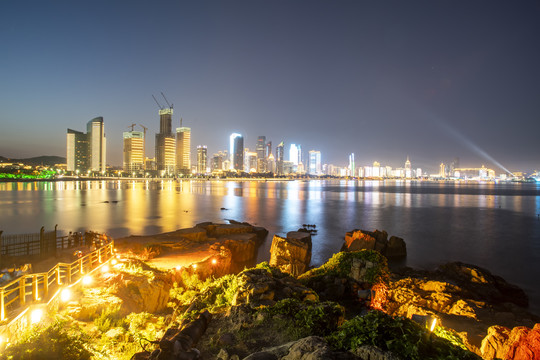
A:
1;1;539;173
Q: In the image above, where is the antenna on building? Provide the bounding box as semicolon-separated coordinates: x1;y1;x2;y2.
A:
152;95;164;110
161;92;173;109
180;117;183;127
128;123;136;131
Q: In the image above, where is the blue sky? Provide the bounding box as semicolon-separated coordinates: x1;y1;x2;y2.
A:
1;1;539;172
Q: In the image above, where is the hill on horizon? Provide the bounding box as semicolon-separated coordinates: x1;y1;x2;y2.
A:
0;155;66;167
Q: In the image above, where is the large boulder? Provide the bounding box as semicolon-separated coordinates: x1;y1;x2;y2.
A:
299;251;389;303
343;229;406;259
269;232;312;276
438;262;528;307
481;324;540;360
232;266;318;307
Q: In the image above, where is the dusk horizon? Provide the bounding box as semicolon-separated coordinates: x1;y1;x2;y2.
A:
1;1;539;173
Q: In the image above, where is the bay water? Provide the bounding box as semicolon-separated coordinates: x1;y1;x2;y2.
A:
1;179;539;314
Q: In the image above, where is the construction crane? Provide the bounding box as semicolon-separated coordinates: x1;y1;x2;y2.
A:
127;123;136;131
161;92;173;109
152;94;164;110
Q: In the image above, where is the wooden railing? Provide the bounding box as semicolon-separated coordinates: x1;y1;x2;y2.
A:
0;241;114;322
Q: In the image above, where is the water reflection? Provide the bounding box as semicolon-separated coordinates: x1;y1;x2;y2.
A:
1;179;540;312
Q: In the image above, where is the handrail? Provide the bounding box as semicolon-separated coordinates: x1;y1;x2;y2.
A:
0;238;114;322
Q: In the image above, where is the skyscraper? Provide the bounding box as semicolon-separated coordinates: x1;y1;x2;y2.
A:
349;153;355;177
123;131;144;172
308;150;321;175
276;141;284;175
176;126;191;175
404;156;412;178
256;136;266;173
289;144;302;166
87;117;106;172
229;133;244;171
66;117;106;174
66;129;88;173
155;108;175;175
197;145;207;174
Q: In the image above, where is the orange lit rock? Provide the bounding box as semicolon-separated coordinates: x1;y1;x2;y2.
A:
269;231;312;277
343;229;406;258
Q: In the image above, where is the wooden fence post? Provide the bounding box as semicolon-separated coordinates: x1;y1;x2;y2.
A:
19;278;26;306
44;273;49;298
0;288;5;321
32;275;38;301
0;230;3;267
40;226;45;256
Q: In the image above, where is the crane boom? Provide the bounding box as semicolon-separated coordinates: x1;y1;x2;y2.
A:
128;123;136;131
152;95;164;110
161;92;173;109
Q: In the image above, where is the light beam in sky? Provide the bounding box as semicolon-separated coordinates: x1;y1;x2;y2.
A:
435;119;514;176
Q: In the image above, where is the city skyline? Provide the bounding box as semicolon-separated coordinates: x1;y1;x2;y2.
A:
1;1;540;172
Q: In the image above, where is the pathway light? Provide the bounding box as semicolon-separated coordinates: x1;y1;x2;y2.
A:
60;288;71;302
82;275;92;285
30;309;43;324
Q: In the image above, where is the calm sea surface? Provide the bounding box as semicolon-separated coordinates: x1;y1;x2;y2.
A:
1;179;540;313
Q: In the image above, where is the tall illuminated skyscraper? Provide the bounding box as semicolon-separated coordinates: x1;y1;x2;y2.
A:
229;133;244;171
123;131;144;172
308;150;321;175
197;145;208;174
276;141;284;175
349;153;355;177
256;136;266;172
66;116;105;173
155;107;175;174
87;117;106;172
176;126;191;175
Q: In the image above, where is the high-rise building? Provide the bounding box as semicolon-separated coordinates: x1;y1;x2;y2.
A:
123;131;144;172
229;133;244;171
404;156;412;178
266;141;272;159
156;108;175;174
276;141;284;175
349;153;355;177
211;151;227;173
289;144;302;166
66;116;106;173
439;163;446;178
308;150;322;175
87;117;106;172
267;153;276;174
197;145;208;174
245;150;257;173
66;129;89;173
256;136;266;173
176;127;191;175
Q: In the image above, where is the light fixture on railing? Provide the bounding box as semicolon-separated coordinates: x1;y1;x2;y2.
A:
82;275;92;285
30;309;43;324
60;288;71;302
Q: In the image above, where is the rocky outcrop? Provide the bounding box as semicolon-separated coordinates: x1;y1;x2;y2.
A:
386;264;539;353
238;336;400;360
299;251;389;303
480;324;540;360
342;229;406;259
232;266;318;307
438;262;528;307
269;232;312;276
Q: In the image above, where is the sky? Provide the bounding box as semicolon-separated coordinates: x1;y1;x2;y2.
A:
1;1;539;173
